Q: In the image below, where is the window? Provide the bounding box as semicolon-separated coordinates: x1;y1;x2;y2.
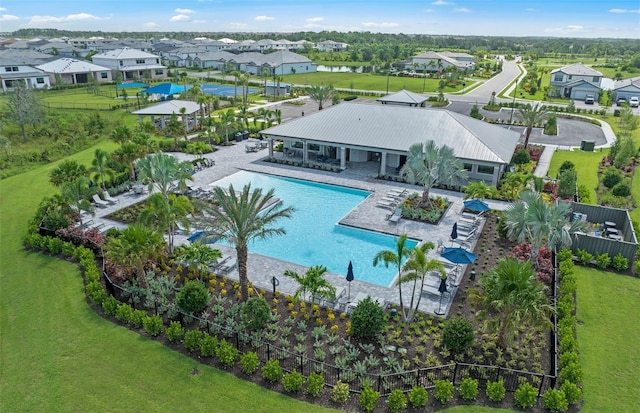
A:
100;72;108;79
36;77;44;84
553;73;563;82
156;59;159;64
568;75;572;80
155;69;163;75
136;59;145;64
4;67;11;72
5;66;18;72
119;60;123;66
593;76;600;82
463;163;473;171
477;165;494;175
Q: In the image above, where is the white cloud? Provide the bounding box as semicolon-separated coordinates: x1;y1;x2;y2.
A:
567;25;584;32
432;0;453;5
453;7;472;13
361;21;399;28
306;17;324;23
0;14;19;21
609;8;640;14
29;13;102;24
227;22;248;29
175;8;194;14
0;7;7;11
254;15;275;21
170;14;191;22
544;25;586;35
144;22;159;28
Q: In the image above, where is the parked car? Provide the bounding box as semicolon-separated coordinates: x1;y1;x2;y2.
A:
585;95;595;104
617;97;627;106
630;97;639;108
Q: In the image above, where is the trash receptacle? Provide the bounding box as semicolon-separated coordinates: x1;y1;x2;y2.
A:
580;140;595;151
235;133;242;142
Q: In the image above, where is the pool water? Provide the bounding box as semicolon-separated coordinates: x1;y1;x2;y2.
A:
209;171;417;287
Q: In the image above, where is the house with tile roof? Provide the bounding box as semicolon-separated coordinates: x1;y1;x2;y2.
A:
262;103;520;185
0;61;50;91
36;58;113;85
91;47;166;81
549;63;603;100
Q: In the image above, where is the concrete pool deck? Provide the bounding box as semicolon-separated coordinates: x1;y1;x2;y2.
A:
92;137;511;318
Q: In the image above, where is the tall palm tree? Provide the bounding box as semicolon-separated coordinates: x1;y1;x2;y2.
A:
261;67;270;96
219;109;237;145
49;160;88;187
138;192;194;253
60;177;93;226
230;70;241;102
468;257;552;347
196;93;208;127
308;84;335;111
104;223;166;285
89;148;114;191
516;104;550;148
173;242;222;280
400;140;467;208
110;125;133;144
112;142;140;181
284;265;336;304
401;242;445;322
136;152;193;199
195;184;294;301
373;234;413;321
178;106;189;142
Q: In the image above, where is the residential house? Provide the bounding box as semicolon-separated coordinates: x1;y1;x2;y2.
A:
230;50;316;76
36;58;113;85
92;47;167;81
0;61;50;91
410;51;475;72
612;76;640;102
549;63;603;100
316;40;349;52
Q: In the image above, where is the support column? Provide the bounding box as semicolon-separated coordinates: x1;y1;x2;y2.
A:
340;147;347;170
302;141;308;164
380;152;387;176
268;138;273;158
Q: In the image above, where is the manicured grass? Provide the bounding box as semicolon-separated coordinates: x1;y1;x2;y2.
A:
575;266;640;412
547;149;602;203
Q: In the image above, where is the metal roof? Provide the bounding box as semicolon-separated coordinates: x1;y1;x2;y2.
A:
92;47;160;60
131;100;200;116
377;89;429;105
262;103;520;164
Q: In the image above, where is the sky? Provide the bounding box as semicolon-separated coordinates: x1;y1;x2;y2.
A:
0;0;639;39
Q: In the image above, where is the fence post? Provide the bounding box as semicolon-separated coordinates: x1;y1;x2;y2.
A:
267;343;271;360
453;362;459;384
298;355;304;374
234;332;239;349
538;375;545;397
495;366;502;382
377;373;382;394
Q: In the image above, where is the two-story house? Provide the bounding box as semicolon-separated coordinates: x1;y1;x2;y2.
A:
316;40;349;52
91;47;167;81
549;63;602;101
0;61;50;91
409;51;475;72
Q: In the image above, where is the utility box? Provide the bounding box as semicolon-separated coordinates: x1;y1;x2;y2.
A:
580;140;595;152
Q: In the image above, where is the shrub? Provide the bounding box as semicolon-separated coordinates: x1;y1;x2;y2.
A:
558;160;575;173
612;253;629;271
612;182;631;197
602;167;623;188
559;351;579;368
183;329;204;352
86;281;107;304
512;149;531;165
486;380;506;402
544;115;557;135
282;371;305;393
575;249;593;266
387;389;408;413
557;169;577;198
130;309;147;328
560;362;584;385
442;316;475;352
543;388;568;412
215;339;239;368
514;382;538;409
595;253;611;269
102;296;119;316
349;297;385;339
142;315;163;336
241;297;271;330
434;380;454;404
166;321;185;343
359;385;380;413
560;381;582;405
458;377;479;401
470;104;482;120
556;248;572;263
306;372;325;397
176;281;210;314
331;380;350;404
408;386;429;407
577;184;591;203
199;333;218;357
240;351;260;375
261;359;283;383
115;303;134;324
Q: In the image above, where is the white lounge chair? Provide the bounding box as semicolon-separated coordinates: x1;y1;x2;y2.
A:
92;194;109;208
376;200;396;210
102;191;119;204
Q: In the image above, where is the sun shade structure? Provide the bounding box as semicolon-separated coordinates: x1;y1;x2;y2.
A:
140;83;190;96
441;247;477;265
463;199;490;212
346;261;354;300
377;89;429;106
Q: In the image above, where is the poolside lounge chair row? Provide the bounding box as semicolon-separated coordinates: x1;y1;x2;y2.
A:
92;192;119;208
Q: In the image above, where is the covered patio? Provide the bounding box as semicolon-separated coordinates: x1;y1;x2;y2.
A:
131;100;200;131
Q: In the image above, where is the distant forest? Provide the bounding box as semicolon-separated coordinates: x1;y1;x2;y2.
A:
6;28;639;57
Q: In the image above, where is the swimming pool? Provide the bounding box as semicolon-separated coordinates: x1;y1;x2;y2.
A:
201;84;258;97
209;171;417;287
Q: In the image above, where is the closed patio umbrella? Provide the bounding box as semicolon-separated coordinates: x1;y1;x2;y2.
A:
346;261;354;300
450;223;458;246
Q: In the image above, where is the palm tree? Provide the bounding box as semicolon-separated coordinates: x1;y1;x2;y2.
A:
112;142;141;182
178;106;189;142
462;181;498;200
194;184;294;301
173;242;222;280
49;160;87;187
308;84;335;111
230;70;241;102
401;242;446;322
60;177;93;226
136;152;193;199
468;257;552;347
89;149;114;191
400;140;467;208
284;265;337;304
261;67;270;96
516;104;550;148
219;109;237;145
110;125;133;144
138;192;194;253
165;113;183;150
196;93;208;127
373;234;412;321
104;223;166;285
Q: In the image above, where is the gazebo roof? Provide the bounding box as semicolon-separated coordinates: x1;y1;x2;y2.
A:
377;89;429;106
131;100;200;116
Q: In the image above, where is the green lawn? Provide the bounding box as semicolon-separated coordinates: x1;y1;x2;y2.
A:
547;149;602;203
575;267;640;412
